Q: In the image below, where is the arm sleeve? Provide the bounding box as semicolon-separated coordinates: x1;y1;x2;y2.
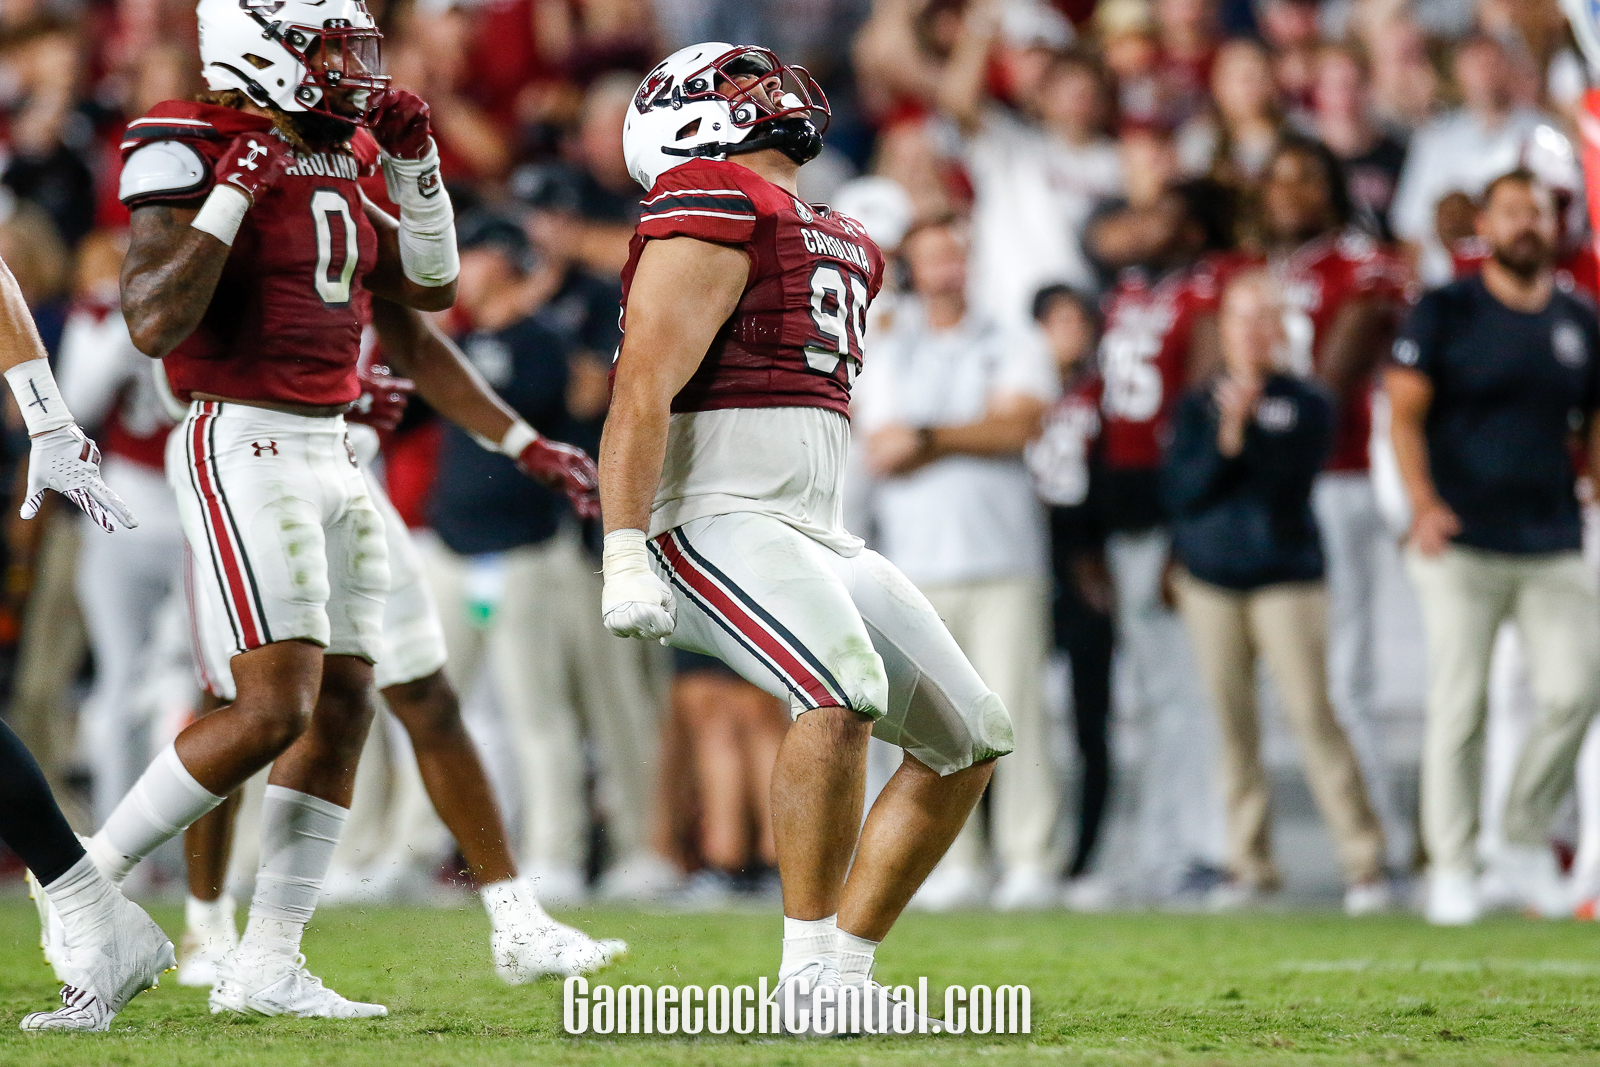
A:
636;166;757;245
1161;389;1241;517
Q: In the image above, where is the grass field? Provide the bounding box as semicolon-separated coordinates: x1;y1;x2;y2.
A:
0;899;1598;1065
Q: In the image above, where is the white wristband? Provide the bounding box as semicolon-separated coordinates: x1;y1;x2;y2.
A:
5;358;73;435
498;419;537;458
602;529;653;581
380;140;459;287
190;184;250;247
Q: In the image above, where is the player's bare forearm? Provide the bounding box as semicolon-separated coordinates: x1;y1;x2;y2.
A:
0;254;49;372
369;296;515;443
599;237;750;535
361;197;457;312
121;204;232;358
1318;298;1396;400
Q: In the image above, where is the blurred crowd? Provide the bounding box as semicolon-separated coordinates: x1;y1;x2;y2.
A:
2;0;1599;924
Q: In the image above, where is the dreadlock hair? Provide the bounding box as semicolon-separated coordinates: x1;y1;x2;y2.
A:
194;89;355;155
1265;133;1355;230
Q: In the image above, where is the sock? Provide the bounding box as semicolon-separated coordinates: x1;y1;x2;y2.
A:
237;786;347;961
837;928;879;986
480;877;548;930
44;854;116;936
91;745;224;886
186;893;236;940
779;914;838;982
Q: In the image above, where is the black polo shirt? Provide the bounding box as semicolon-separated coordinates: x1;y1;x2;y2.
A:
1392;275;1600;555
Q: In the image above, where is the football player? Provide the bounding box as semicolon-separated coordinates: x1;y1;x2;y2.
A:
1255;135;1410;908
26;0;575;1021
598;44;1013;1034
0;247;176;1032
175;297;624;987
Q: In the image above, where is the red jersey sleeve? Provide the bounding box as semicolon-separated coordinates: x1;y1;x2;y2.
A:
636;160;758;245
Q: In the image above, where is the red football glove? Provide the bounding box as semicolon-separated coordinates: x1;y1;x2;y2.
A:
346;365;415;433
517;436;601;521
214;131;291;204
365;89;433;160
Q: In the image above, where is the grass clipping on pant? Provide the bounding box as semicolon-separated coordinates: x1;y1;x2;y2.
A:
0;901;1597;1064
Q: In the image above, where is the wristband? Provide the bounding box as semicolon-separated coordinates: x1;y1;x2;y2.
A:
5;358;73;436
602;529;653;582
380;140;459;287
190;184;251;247
498;419;538;458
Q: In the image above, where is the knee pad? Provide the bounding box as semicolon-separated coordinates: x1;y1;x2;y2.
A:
970;691;1016;762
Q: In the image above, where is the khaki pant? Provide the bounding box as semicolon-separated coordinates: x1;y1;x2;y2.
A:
1175;573;1385;887
921;575;1054;873
1406;545;1600;873
424;529;666;872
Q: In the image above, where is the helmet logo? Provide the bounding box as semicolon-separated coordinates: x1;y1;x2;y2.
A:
634;68;674;115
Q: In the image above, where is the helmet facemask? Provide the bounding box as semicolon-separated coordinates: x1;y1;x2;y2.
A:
653;46;830;167
223;8;389;142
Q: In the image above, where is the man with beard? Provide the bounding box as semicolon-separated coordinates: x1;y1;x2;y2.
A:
1388;170;1600;926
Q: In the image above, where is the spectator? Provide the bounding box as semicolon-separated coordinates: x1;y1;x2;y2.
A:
854;214;1058;909
1024;284;1116;906
1153;0;1223;127
1166;270;1389;913
1257;0;1322;110
422;215;667;903
939;5;1119;326
1360;16;1439;135
1179;37;1286;183
1387;170;1600;925
1256;135;1412;868
0;19;97;246
1307;43;1408;242
1088;177;1237;900
1390;33;1554;285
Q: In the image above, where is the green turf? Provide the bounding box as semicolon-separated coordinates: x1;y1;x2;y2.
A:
0;899;1597;1065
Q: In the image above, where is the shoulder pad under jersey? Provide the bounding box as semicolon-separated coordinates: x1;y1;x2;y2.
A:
119;140;210;207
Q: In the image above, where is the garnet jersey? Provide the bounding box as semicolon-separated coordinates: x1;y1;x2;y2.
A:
618;158;886;417
1098;255;1238;471
1026;372;1101;507
1268;230;1408;472
119;101;381;407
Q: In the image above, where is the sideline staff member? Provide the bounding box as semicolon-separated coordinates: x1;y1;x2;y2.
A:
1387;169;1600;926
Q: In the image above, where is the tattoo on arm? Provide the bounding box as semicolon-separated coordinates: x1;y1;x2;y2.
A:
120;204;232;358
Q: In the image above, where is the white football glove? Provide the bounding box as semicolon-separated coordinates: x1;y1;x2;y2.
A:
22;425;138;533
600;529;676;640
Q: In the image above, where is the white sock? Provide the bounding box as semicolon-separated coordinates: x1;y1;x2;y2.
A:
837;928;879;986
185;893;236;940
238;786;347;960
90;745;224;886
44;854;116;936
481;877;548;930
779;914;838;982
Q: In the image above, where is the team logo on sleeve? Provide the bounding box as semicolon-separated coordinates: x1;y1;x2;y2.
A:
793;199;814;222
1553;320;1588;369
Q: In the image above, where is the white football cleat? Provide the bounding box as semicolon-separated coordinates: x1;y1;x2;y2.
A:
492;918;627;983
20;891;176;1032
769;959;841;1037
838;977;944;1036
178;895;239;988
24;868;69;981
209;950;387;1018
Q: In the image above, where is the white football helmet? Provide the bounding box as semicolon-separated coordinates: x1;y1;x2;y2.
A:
623;42;829;191
197;0;389;119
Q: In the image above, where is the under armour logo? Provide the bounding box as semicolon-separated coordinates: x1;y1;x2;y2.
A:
26;380;49;413
251;440;278;457
238;140;267;171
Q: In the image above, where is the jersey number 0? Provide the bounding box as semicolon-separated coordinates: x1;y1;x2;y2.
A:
311;189;358;307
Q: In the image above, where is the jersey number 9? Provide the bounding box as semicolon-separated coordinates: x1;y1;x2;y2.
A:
805;263;868;383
